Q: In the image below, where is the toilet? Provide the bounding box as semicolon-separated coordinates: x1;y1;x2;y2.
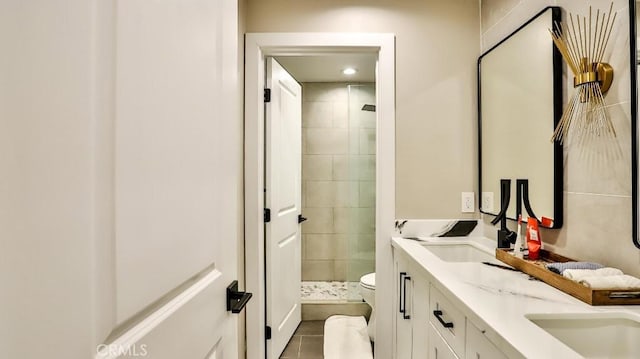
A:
359;272;376;341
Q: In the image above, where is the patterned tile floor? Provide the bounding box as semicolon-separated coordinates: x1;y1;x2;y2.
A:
279;321;324;359
301;281;362;302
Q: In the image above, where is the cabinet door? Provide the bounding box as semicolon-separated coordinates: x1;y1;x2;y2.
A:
395;256;413;359
428;323;459;359
411;272;430;359
465;322;508;359
430;285;466;357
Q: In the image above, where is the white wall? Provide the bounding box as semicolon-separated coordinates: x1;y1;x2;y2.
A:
481;0;640;277
246;0;481;219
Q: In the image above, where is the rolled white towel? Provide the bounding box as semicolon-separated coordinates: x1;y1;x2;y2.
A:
563;267;623;281
579;275;640;290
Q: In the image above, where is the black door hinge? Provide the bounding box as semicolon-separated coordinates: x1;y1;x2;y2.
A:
264;208;271;223
265;326;272;340
264;88;271;103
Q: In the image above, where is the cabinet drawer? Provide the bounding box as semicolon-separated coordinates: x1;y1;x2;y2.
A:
465;321;507;359
429;285;465;357
428;323;459;359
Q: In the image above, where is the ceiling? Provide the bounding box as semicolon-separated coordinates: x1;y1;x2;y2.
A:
275;54;376;83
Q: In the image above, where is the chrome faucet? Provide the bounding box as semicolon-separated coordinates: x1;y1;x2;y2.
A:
395;220;408;234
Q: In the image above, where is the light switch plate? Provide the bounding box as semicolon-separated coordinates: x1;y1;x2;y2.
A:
461;192;475;213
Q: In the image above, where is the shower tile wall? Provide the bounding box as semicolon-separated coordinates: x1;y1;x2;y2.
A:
301;83;375;281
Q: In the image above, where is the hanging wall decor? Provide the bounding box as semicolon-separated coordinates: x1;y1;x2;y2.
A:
549;3;617;147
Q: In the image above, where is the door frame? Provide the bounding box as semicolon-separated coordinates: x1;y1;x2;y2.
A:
244;32;396;359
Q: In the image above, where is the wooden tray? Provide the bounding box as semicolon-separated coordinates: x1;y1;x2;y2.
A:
496;248;640;306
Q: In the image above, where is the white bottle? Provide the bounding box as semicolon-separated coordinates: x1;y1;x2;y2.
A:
512;215;525;259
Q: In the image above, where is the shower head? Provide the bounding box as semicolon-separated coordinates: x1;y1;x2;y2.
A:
361;104;376;112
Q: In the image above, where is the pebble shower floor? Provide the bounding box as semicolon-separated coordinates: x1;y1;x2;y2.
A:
301;281;363;302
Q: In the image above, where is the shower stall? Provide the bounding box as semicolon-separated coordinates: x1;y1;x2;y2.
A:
300;83;376;318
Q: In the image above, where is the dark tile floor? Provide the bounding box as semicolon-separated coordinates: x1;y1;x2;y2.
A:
279;320;324;359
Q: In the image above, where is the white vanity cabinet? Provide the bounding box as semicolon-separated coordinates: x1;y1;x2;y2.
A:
394;252;413;359
429;285;465;358
411;276;430;358
428;323;458;359
393;250;430;359
393;247;508;359
427;286;507;359
465;321;508;359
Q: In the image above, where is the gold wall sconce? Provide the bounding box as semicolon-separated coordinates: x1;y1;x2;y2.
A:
549;3;617;146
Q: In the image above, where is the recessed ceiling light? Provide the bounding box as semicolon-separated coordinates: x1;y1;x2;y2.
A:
342;68;357;75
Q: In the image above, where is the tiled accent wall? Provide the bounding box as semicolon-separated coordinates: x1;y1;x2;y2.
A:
481;0;640;277
301;83;376;281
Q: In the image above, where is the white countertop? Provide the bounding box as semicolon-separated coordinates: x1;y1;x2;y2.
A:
391;236;640;359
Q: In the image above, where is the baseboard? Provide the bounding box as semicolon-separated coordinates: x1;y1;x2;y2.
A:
301;302;371;321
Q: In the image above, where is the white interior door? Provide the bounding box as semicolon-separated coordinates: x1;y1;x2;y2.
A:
108;0;241;357
265;58;303;358
1;0;242;358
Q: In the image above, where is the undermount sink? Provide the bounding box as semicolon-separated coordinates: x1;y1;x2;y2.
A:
527;313;640;358
420;242;496;263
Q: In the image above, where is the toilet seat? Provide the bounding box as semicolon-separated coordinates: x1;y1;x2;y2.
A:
360;273;375;290
359;272;376;342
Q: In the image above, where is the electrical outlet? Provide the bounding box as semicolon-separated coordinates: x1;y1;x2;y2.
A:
461;192;475;213
482;192;494;212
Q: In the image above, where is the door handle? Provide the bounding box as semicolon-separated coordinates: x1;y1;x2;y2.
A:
403;275;411;320
227;280;252;314
298;214;308;224
399;272;407;314
433;310;454;328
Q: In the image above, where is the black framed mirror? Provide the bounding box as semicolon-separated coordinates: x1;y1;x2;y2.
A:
631;0;639;248
478;7;563;228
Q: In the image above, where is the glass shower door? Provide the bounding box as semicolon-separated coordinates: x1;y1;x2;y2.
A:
345;84;376;301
